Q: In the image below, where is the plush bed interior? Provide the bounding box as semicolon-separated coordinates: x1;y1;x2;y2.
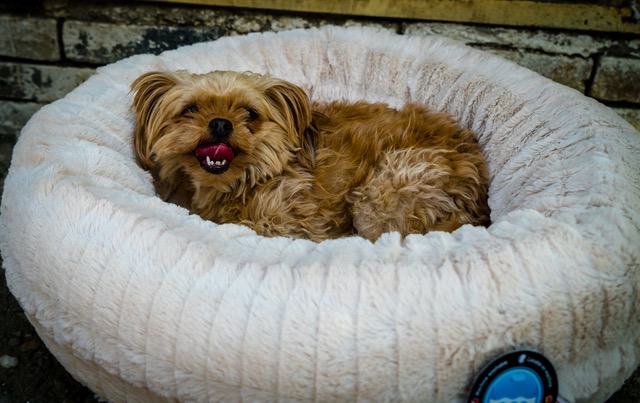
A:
1;26;639;402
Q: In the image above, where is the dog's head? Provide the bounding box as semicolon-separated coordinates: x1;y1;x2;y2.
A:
131;70;316;193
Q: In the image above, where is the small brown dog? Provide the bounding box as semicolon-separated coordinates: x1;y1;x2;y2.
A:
131;70;490;241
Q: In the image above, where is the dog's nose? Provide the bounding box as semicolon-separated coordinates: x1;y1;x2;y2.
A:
208;118;233;139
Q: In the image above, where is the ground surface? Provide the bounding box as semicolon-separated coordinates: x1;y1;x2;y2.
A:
1;261;639;402
0;265;98;403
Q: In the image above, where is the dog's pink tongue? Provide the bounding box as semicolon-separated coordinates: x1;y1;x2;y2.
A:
195;143;235;161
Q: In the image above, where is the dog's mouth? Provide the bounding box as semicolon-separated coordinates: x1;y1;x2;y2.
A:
194;143;236;174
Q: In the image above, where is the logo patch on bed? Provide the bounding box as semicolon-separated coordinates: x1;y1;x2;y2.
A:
467;350;558;403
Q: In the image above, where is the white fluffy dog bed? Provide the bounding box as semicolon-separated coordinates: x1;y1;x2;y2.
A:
2;26;640;402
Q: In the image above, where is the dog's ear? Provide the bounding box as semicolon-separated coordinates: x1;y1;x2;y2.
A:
264;79;316;169
130;71;178;170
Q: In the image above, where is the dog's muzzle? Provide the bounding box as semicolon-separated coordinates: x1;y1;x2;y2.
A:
195;118;236;174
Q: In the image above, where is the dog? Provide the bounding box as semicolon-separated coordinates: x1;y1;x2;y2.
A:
131;70;490;242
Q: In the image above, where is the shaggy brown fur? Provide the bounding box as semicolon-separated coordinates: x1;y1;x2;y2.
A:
131;70;490;242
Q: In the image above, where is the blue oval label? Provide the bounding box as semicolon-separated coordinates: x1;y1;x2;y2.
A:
467;350;558;403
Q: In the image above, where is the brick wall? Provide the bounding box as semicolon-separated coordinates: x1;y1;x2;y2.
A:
1;0;639;189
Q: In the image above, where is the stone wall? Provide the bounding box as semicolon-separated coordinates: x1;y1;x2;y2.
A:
1;0;640;188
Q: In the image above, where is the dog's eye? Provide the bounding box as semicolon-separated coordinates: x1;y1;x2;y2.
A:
182;104;199;116
246;108;258;121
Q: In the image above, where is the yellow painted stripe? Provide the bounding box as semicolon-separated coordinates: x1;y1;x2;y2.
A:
141;0;640;34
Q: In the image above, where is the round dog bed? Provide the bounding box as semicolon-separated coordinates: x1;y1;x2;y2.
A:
2;26;640;402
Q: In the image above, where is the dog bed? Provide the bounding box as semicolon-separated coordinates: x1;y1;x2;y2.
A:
2;26;640;402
